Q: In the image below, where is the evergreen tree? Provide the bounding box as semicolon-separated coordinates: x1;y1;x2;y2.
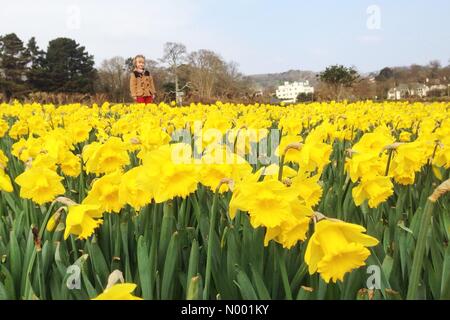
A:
26;37;48;91
318;65;359;101
43;37;96;93
0;33;31;101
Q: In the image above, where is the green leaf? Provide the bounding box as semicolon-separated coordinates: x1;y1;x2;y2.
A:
86;237;110;288
161;231;179;300
0;282;8;300
250;264;271;300
186;239;199;298
49;268;63;300
2;193;21;216
440;245;450;300
8;230;22;296
276;247;293;300
235;266;258;300
23;274;39;300
186;275;202;300
146;207;159;300
226;228;240;285
407;200;435;300
41;240;53;276
81;267;97;299
20;229;36;296
296;286;315;300
397;221;413;234
120;221;132;282
159;202;175;267
382;255;394;281
0;265;15;300
137;236;152;300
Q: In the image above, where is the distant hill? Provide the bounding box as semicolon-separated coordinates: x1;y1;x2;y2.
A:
246;69;318;90
244;62;450;93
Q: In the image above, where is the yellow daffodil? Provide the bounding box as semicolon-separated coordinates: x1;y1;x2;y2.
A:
59;151;81;177
256;164;298;181
92;283;142;300
390;141;428;185
0;150;9;168
0;119;9;138
83;171;124;213
83;137;130;175
352;127;395;154
15;166;65;205
305;219;379;283
345;152;386;183
0;169;13;193
291;171;323;207
352;175;394;208
275;135;303;163
64;204;103;240
119;166;154;210
142;144;199;203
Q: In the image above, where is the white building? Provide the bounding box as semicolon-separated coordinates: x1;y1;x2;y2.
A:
410;83;430;97
387;83;430;100
276;81;314;103
429;84;447;91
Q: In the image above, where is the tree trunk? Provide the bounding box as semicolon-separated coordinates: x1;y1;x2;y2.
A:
174;64;181;106
4;89;12;102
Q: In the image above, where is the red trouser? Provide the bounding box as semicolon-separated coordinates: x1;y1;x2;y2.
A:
135;96;154;104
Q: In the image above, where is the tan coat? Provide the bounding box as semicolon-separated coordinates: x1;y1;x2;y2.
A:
130;70;156;98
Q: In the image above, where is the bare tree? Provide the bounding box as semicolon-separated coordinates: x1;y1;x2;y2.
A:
187;49;227;99
352;78;376;100
161;42;187;105
215;61;254;100
97;56;129;102
428;60;442;80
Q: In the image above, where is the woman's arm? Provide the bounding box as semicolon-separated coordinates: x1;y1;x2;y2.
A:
130;73;137;100
149;76;156;96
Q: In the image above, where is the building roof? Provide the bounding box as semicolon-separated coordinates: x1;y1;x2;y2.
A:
409;83;429;90
390;83;429;92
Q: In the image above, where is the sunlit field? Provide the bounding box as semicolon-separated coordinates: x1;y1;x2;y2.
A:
0;101;449;300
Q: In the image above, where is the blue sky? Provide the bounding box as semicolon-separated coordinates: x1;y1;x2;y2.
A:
1;0;449;74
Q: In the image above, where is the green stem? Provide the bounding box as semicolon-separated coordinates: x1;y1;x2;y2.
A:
385;149;394;176
277;246;293;300
203;190;219;300
70;236;78;262
78;165;85;203
38;201;56;239
278;155;285;181
426;141;440;174
148;203;158;300
406;199;435;300
36;250;45;299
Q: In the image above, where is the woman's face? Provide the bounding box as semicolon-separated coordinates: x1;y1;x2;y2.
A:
135;57;145;70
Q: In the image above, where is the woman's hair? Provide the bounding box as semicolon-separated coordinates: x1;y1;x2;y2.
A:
133;55;145;67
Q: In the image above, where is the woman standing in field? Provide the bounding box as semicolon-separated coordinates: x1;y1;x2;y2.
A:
130;55;156;104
